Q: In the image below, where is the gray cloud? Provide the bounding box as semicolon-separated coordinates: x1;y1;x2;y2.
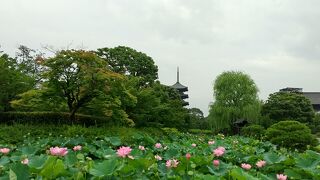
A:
1;0;320;115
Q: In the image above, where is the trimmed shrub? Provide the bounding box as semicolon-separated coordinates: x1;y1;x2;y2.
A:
266;120;315;151
0;111;115;127
241;124;265;139
188;129;213;135
0;124;166;144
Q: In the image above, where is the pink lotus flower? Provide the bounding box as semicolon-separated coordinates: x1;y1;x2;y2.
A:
191;143;197;147
49;147;68;156
116;146;132;158
139;145;145;151
213;160;220;167
241;163;252;170
186;153;191;160
166;159;179;168
155;143;162;149
0;148;10;155
277;174;287;180
217;146;225;151
154;155;162;161
213;147;225;157
256;160;266;168
21;158;29;165
208;140;215;145
73;145;82;151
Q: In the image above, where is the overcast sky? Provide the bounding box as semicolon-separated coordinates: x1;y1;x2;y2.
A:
1;0;320;115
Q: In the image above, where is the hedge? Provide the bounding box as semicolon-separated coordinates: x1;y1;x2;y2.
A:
0;111;114;127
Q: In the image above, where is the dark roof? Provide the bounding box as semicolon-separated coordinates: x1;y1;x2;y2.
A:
171;82;188;91
280;87;302;93
303;92;320;105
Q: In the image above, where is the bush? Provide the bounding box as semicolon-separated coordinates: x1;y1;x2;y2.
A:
0;124;165;144
266;120;316;151
0;111;118;127
309;113;320;134
262;92;314;124
241;124;265;139
188;129;213;135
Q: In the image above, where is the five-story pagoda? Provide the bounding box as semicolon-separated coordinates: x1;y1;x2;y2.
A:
171;67;189;106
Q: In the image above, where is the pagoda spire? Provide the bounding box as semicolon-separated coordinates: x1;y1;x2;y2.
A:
177;67;180;83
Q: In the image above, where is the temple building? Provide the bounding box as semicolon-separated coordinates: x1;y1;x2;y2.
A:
279;87;320;113
171;67;189;106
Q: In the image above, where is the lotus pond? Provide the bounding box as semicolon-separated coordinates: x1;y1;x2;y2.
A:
0;130;319;179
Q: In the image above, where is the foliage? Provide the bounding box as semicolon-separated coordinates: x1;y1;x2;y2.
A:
309;113;320;133
266;121;315;151
79;77;137;127
0;124;165;144
188;129;213;135
127;81;188;129
208;71;261;132
0;54;34;112
96;46;158;86
186;108;208;129
241;124;265;139
0;126;319;179
14;45;44;83
0;112;115;127
262;92;314;125
10;89;67;112
43;50;124;120
2;46;190;129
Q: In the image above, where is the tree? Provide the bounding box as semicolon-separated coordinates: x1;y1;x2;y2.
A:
261;92;314;125
43;50;123;120
265;120;315;151
207;71;260;132
0;54;34;111
15;45;44;84
10;89;68;112
96;46;158;86
127;81;187;128
186;108;205;129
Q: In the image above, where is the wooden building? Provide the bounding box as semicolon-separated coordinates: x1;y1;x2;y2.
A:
171;68;189;106
279;87;320;113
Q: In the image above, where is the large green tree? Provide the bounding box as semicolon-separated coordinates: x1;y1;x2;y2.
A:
96;46;158;86
126;80;187;128
43;50;123;120
208;71;260;132
262;92;314;125
0;54;34;111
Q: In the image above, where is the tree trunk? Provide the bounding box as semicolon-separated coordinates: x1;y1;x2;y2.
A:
70;108;77;121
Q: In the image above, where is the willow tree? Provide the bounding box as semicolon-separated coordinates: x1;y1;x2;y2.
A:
208;71;260;132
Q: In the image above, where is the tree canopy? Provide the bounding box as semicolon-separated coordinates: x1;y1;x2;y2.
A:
96;46;158;86
262;92;314;124
3;45;190;129
43;50;123;120
208;71;260;132
0;54;34;111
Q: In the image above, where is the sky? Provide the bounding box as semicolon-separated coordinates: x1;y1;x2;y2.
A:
1;0;320;116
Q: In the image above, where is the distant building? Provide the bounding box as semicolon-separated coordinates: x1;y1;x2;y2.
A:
279;87;320;113
303;92;320;113
171;67;189;106
279;87;302;93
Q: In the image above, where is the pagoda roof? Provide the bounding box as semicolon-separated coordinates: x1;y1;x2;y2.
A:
303;92;320;105
171;82;188;91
